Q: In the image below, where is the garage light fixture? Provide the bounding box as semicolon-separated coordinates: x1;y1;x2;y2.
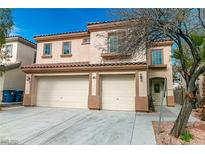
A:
140;73;143;82
26;76;31;81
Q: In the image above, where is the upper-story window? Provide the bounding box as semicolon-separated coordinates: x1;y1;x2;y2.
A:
62;42;71;55
5;44;13;57
108;32;126;53
108;34;118;52
151;49;163;65
82;37;90;44
43;43;52;55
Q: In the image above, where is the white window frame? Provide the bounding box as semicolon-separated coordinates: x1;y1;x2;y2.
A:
62;42;71;55
5;44;13;57
43;43;52;55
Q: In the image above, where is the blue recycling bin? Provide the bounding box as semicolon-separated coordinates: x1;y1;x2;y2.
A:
2;90;16;102
15;90;24;102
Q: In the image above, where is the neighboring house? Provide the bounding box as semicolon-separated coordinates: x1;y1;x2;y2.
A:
0;36;36;101
22;20;174;112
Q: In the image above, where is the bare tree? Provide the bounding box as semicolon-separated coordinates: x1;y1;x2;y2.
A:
110;8;205;137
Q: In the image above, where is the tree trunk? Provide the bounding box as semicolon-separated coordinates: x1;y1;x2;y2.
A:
170;97;193;137
201;105;205;121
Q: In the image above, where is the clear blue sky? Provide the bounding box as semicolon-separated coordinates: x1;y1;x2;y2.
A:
11;8;112;42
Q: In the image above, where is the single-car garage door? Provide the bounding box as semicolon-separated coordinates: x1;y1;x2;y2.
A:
102;74;135;111
36;75;89;108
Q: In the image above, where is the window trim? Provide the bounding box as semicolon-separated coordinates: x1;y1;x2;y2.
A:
107;31;126;53
43;43;52;56
108;33;119;53
61;41;72;56
5;44;13;57
150;48;164;65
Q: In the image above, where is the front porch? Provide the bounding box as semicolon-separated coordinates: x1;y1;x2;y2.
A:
149;77;175;109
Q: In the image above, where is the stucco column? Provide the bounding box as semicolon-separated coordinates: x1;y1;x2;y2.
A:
166;69;175;107
23;74;36;106
167;88;175;107
88;72;101;110
135;71;149;112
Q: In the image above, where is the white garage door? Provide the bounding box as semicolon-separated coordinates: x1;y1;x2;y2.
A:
36;75;89;108
102;74;135;111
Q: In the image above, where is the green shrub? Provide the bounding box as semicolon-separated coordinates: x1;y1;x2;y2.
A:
180;131;193;142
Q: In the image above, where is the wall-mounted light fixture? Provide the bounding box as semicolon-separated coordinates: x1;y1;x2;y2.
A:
140;73;143;82
26;76;31;81
92;74;96;79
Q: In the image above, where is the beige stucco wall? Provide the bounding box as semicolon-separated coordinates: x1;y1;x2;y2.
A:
148;46;173;96
89;30;146;64
25;74;31;94
89;31;106;64
0;74;4;91
17;42;36;66
1;41;36;92
2;42;18;63
35;29;147;64
138;71;148;97
2;41;35;65
36;38;90;64
3;68;25;90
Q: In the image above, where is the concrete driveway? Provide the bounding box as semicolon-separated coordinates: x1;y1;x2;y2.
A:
0;105;197;145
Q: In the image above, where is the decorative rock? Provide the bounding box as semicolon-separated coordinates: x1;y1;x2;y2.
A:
193;122;205;131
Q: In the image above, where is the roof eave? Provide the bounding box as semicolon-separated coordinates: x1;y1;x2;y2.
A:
34;31;89;42
151;40;173;47
6;36;37;49
87;20;132;32
0;62;21;71
22;63;147;74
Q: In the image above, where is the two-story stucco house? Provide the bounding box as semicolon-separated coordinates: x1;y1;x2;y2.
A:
0;36;36;101
22;20;175;112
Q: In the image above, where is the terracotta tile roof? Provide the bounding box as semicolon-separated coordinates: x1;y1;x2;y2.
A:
87;19;131;26
22;62;89;69
34;20;127;38
34;20;130;38
22;61;146;70
6;35;36;49
34;30;88;38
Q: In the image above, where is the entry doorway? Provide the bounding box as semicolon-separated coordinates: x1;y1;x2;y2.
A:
150;78;166;106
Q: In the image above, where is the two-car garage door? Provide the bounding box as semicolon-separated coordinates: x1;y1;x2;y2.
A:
35;74;135;111
36;76;89;108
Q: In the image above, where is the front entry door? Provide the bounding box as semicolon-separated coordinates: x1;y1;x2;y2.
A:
151;79;164;106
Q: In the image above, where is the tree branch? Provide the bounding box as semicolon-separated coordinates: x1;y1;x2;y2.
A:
188;64;205;91
198;8;205;29
178;31;201;76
